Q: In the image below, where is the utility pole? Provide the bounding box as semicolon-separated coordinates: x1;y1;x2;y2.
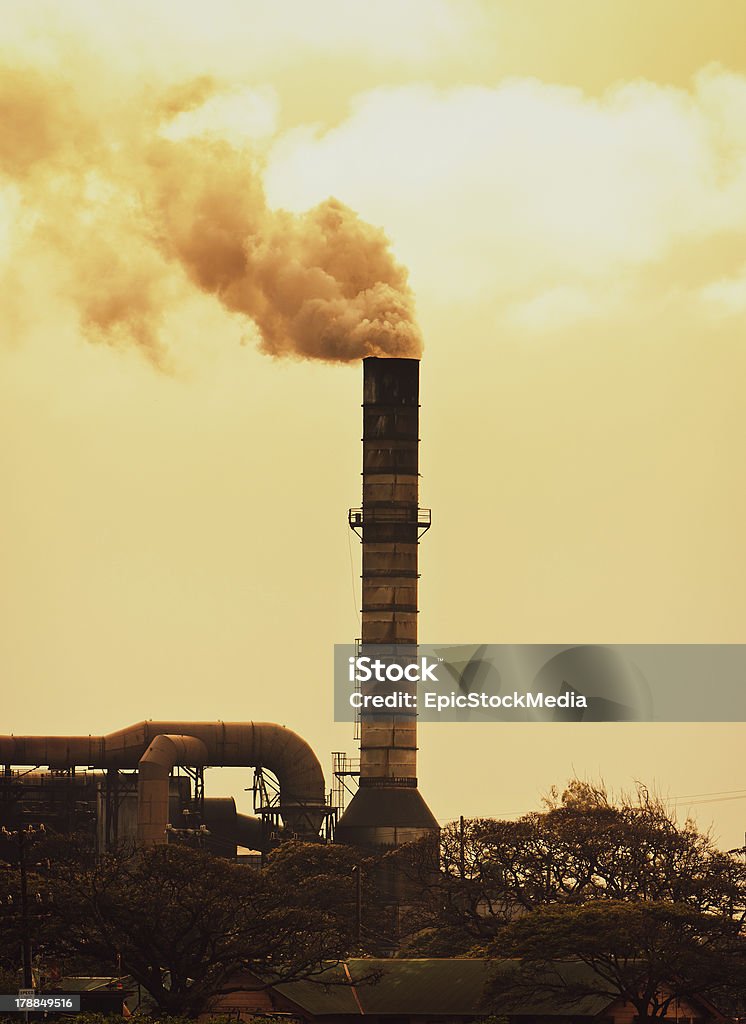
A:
459;815;466;880
18;829;32;989
352;865;362;945
2;825;44;990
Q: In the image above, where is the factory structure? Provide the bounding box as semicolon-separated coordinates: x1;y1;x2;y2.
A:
0;357;439;858
336;357;438;849
0;721;329;857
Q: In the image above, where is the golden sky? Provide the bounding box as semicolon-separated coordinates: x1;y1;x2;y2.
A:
2;1;746;845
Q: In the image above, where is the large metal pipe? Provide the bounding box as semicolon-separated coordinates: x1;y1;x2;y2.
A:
337;357;439;848
0;721;326;838
202;798;272;854
137;734;209;846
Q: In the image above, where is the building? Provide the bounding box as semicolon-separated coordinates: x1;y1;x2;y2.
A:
205;959;732;1024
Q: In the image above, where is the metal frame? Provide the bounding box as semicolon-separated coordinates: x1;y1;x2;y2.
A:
175;764;205;817
1;766;96;836
348;507;432;539
251;767;337;853
331;751;360;815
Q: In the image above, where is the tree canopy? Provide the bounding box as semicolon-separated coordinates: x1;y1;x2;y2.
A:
3;779;745;1019
31;841;364;1017
486;899;746;1020
401;781;746;955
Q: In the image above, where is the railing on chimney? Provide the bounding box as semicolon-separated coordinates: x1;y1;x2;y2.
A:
348;507;431;539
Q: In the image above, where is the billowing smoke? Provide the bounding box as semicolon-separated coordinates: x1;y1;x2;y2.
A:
0;67;421;364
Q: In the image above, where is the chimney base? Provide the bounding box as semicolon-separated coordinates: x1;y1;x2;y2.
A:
335;784;438;849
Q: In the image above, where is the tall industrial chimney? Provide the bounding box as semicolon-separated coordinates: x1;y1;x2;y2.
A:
336;357;439;849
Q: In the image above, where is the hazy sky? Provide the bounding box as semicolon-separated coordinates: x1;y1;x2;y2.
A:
2;1;746;847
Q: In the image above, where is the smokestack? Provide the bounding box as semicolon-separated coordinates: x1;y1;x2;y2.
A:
336;357;439;848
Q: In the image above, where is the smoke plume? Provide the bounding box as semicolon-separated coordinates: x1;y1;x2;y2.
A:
0;67;421;365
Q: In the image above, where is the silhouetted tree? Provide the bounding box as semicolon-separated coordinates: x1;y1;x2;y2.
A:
51;843;357;1017
486;900;746;1020
401;780;746;954
263;840;394;952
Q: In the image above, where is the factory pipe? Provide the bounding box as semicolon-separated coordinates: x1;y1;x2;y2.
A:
137;734;209;846
0;721;326;839
201;798;269;853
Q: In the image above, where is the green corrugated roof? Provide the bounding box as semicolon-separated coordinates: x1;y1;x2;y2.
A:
275;963;359;1015
488;960;613;1017
276;958;612;1017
